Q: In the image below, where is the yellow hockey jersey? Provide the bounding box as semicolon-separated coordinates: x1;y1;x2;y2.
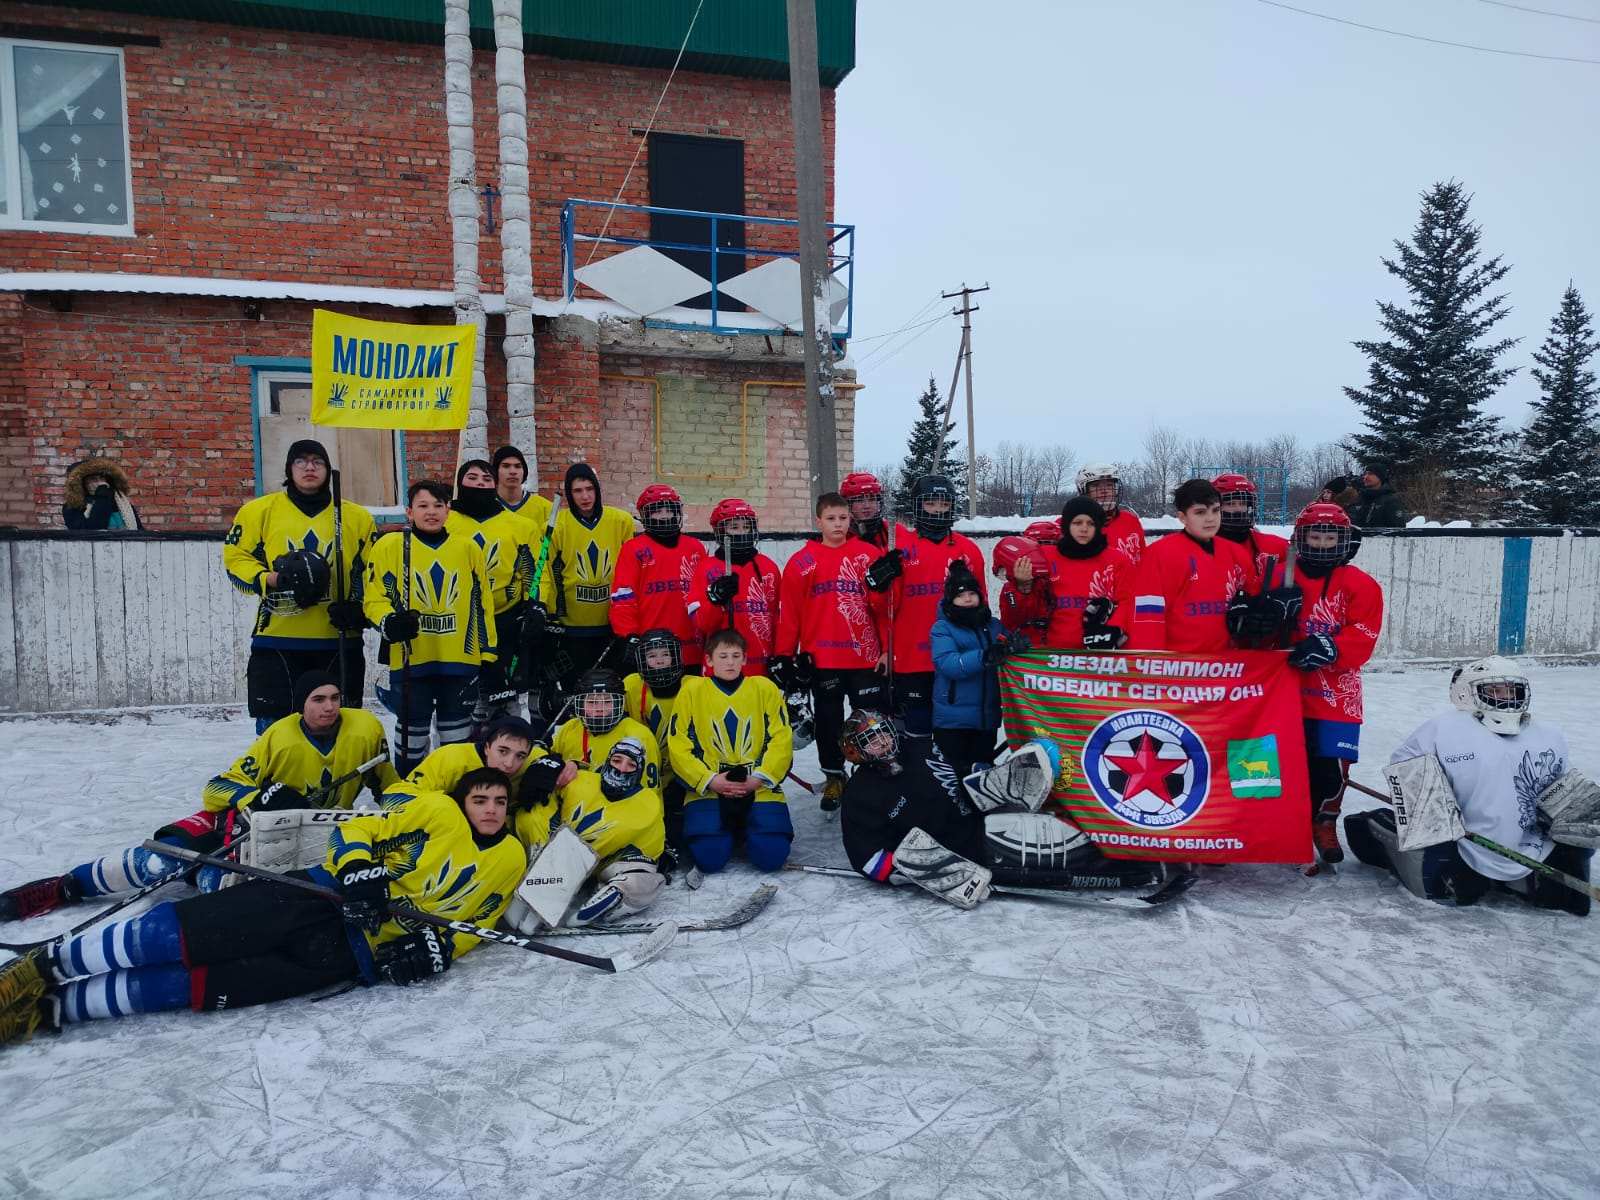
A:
382;740;541;806
624;673;681;767
325;790;525;958
538;506;635;630
504;492;553;528
514;770;666;863
223;492;377;648
201;709;397;813
445;507;536;617
364;529;495;675
552;715;661;793
667;674;793;797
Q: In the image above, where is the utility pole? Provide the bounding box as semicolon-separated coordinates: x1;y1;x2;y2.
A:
786;0;839;494
941;283;989;517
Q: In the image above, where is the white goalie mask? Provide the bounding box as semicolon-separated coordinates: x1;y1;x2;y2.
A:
1449;656;1530;736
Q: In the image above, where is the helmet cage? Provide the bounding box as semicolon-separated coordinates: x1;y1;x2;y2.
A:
1293;521;1354;567
842;710;899;766
640;499;684;537
599;738;647;800
715;516;759;556
1450;658;1532;736
914;484;958;535
634;631;684;691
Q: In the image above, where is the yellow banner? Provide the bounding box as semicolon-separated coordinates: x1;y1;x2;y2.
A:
310;309;474;430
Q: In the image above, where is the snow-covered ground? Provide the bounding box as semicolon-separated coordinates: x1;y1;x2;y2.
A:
2;664;1597;1200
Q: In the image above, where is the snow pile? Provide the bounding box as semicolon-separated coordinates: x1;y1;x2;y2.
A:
2;664;1598;1198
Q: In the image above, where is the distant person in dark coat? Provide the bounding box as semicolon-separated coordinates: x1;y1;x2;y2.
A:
1350;466;1406;528
62;457;141;531
1321;475;1361;512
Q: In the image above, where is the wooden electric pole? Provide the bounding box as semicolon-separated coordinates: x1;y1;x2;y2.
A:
941;283;989;517
786;0;839;494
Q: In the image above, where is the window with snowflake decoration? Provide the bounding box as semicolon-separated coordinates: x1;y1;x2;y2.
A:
0;39;133;234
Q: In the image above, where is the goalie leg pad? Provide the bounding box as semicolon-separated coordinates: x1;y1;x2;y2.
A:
963;740;1062;814
1342;809;1489;905
891;827;992;909
984;810;1095;871
512;826;598;930
573;857;665;925
1383;755;1467;852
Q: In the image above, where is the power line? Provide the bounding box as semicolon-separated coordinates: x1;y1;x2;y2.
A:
853;295;948;366
1474;0;1600;26
1255;0;1600;64
850;313;946;346
854;312;946;374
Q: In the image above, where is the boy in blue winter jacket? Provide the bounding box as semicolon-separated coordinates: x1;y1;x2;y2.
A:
929;562;1026;784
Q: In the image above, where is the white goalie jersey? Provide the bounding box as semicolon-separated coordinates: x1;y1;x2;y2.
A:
1389;710;1567;881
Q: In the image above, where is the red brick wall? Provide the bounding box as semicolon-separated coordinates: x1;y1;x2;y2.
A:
0;292;26;527
0;5;837;297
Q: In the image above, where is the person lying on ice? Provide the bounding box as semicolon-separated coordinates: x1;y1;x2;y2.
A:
0;671;396;922
836;711;1162;909
1344;657;1595;915
0;769;526;1045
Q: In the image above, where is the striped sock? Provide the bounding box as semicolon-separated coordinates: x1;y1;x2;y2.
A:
52;902;185;980
68;846;181;898
58;965;192;1023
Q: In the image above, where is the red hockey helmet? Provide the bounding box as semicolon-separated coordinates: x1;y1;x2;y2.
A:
1213;472;1257;531
991;535;1049;580
1293;502;1357;567
636;483;683;536
1024;518;1060;543
710;497;759;555
840;471;883;500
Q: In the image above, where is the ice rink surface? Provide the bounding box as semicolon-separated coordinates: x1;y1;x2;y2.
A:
2;664;1597;1200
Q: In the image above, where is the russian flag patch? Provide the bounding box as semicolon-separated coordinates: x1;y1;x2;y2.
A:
1134;594;1165;615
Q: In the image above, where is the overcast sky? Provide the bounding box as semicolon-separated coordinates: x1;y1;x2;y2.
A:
834;0;1600;470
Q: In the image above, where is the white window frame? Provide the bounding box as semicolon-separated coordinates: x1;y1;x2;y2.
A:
254;369;407;507
0;36;135;237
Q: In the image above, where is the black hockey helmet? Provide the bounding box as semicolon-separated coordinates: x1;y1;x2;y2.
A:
841;709;898;767
599;736;648;800
572;668;626;734
912;475;958;539
634;628;684;692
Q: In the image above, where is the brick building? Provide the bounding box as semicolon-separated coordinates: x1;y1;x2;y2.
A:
0;0;858;530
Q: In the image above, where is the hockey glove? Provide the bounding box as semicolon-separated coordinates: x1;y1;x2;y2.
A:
981;639;1009;668
272;548;331;609
1286;633;1338;671
865;549;905;593
1083;596;1115;627
794;652;817;690
522;601;552;642
1001;630;1031;654
767;656;798;693
327;599;366;632
477;662;509;700
1081;623;1125;652
379;609;421;644
375;927;452;986
336;860;389;934
520;754;566;800
706;572;739;606
252;782;307;813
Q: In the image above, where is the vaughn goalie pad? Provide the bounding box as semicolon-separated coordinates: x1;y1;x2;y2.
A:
963;740;1062;814
507;826;597;932
1536;771;1600;849
242;808;364;874
1383;755;1467;852
984;810;1094;870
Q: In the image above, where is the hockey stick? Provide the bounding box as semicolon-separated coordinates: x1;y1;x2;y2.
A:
332;467;348;701
784;770;819;795
1347;778;1600;904
535;883;777;938
399;528;413;770
784;861;1196;910
299;751;391;808
142;841;676;973
1278;541;1297;651
501;492;564;699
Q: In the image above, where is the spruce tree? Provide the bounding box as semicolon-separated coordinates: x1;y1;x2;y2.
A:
894;376;967;518
1512;284;1600;525
1344;181;1517;517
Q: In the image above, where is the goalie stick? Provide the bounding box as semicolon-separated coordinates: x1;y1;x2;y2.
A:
1347;778;1600;904
143;840;675;973
535;883;778;937
785;862;1196;911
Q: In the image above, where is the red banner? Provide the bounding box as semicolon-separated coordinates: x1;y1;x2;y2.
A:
1000;650;1310;863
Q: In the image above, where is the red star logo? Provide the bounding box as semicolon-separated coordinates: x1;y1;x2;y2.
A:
1106;733;1181;804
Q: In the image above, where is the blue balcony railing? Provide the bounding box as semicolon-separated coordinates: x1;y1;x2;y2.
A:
560;198;855;339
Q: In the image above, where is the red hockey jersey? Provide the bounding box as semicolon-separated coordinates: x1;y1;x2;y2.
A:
1266;560;1384;723
886;526;987;672
609;533;705;665
1229;529;1290;589
999;545;1136;649
1127;531;1252;652
1103;508;1147;564
686;553;782;676
775;537;887;669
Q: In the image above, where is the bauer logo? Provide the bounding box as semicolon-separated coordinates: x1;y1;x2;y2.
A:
1082;709;1210;830
1225;736;1282;798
